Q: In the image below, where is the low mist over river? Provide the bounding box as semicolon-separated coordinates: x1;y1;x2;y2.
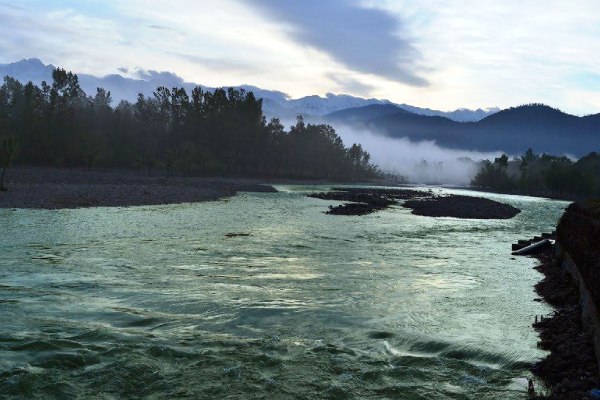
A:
0;186;567;398
334;126;502;185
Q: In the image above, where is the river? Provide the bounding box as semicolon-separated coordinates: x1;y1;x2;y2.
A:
0;186;568;399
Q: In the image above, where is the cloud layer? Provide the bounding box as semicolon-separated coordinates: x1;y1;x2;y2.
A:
0;1;599;114
246;0;427;86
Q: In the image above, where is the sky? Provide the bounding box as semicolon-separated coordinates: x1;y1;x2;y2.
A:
1;0;599;115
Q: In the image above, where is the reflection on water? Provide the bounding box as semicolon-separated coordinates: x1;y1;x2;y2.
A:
0;186;568;398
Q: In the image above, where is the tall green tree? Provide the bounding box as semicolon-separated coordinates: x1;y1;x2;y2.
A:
0;69;382;182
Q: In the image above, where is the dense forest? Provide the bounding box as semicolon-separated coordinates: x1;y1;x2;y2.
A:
0;69;380;181
472;149;600;199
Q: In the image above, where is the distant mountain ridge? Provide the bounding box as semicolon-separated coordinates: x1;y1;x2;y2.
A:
326;103;600;157
0;58;498;122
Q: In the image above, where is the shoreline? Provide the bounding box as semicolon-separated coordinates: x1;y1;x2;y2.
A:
0;166;415;210
466;186;585;202
515;240;600;398
0;167;277;210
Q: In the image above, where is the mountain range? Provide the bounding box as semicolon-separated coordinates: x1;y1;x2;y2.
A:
0;58;498;122
326;103;600;157
2;58;598;157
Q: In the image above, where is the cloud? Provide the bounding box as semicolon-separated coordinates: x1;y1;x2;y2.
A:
130;68;185;85
177;53;262;74
246;0;428;87
326;73;375;97
0;1;25;11
148;24;178;32
2;1;598;115
388;1;600;114
0;4;126;74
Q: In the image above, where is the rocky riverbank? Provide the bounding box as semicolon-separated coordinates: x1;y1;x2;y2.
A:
309;187;521;219
529;248;600;399
511;208;600;399
0;167;276;209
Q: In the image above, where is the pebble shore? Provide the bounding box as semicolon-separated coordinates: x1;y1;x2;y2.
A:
526;248;599;399
0;167;276;209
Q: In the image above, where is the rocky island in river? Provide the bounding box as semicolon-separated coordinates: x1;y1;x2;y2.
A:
309;187;521;219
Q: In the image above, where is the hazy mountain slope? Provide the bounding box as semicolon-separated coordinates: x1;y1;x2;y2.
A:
326;104;600;156
395;103;499;121
324;103;411;124
0;58;54;83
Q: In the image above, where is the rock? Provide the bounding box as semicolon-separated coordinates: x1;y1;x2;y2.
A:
403;195;520;219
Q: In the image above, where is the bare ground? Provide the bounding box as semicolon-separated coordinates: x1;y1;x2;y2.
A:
0;167;276;210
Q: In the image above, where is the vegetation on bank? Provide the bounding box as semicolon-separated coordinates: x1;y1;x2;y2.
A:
472;149;600;199
0;69;380;182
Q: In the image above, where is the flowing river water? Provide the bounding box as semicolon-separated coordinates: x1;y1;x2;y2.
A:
0;186;568;399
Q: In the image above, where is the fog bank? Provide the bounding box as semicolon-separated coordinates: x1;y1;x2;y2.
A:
336;125;503;185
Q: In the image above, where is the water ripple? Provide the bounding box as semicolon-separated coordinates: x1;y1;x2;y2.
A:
0;187;566;398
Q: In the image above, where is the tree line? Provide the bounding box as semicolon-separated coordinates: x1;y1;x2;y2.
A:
0;69;380;181
472;148;600;199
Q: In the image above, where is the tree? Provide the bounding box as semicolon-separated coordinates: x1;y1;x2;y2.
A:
472;158;514;191
494;154;509;169
93;87;112;109
473;149;600;198
0;71;382;182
